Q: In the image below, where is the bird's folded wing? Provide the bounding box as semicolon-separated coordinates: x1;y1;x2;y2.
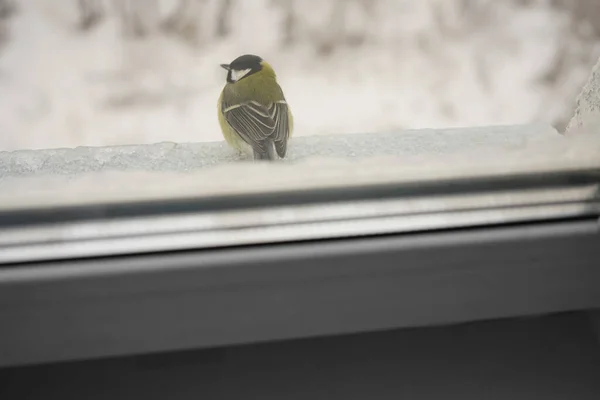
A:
223;101;276;153
270;101;290;158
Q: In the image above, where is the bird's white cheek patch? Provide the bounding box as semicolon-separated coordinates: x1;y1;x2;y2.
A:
230;68;251;82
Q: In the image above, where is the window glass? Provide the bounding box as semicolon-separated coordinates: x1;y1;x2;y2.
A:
0;0;599;210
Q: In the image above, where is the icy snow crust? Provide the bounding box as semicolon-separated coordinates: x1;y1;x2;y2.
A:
0;124;557;178
566;56;600;135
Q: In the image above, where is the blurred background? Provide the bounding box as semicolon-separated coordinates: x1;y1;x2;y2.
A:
0;0;599;151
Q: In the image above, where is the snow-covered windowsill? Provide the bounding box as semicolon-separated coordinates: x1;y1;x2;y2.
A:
0;56;599;211
0;123;593;208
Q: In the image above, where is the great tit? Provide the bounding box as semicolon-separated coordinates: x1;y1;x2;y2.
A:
217;54;294;161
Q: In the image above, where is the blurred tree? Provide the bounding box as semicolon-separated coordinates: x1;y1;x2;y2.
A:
556;0;600;40
116;0;160;39
0;0;16;53
272;0;375;52
271;0;297;48
215;0;233;38
346;0;377;47
315;0;346;56
456;0;495;33
162;0;205;47
77;0;104;32
432;0;466;39
540;0;600;131
314;0;376;55
0;0;16;20
533;0;600;88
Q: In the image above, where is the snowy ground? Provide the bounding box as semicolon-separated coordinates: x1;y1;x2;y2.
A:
0;0;599;151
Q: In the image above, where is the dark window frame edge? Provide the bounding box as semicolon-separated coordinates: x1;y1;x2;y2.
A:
0;217;599;368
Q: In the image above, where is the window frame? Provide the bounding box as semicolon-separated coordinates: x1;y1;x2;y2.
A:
0;215;599;368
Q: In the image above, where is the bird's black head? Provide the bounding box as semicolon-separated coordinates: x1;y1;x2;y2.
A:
220;54;264;83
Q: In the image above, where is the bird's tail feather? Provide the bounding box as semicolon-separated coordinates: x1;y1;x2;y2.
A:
253;140;278;161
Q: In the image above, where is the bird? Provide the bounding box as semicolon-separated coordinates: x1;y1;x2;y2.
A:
217;54;294;161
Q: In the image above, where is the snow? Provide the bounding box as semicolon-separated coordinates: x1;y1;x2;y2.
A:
0;123;559;179
0;0;598;151
566;55;600;135
0;127;597;211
